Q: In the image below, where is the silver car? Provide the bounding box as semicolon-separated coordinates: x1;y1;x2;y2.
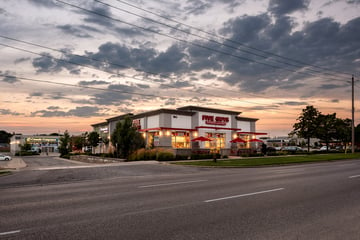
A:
0;154;12;161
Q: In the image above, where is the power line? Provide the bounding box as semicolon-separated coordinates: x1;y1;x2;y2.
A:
0;40;273;108
0;74;158;98
55;0;346;83
1;73;297;116
0;35;304;110
0;40;303;116
109;0;351;78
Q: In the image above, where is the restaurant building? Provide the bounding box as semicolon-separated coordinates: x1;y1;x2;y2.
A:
92;106;266;156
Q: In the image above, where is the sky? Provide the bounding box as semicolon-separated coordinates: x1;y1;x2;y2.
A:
0;0;359;137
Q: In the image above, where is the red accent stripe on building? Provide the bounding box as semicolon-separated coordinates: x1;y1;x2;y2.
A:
195;126;242;131
139;127;196;132
237;131;267;135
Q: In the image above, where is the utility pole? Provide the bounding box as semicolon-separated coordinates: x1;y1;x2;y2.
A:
352;74;355;154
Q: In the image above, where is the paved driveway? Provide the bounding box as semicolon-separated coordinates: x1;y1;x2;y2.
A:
21;154;89;170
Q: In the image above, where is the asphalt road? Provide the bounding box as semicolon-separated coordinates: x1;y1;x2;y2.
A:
1;157;360;239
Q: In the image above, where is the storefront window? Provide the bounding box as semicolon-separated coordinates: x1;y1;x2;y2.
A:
171;131;190;148
205;133;226;150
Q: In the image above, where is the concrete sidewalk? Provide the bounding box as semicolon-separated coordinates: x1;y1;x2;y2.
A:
0;157;27;170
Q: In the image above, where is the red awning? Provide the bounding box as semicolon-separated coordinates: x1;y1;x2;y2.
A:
191;136;212;142
230;137;246;143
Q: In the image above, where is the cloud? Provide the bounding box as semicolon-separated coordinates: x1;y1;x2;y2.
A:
183;0;243;15
32;53;64;73
27;0;58;8
0;109;21;116
160;80;192;89
2;74;19;84
201;72;218;79
268;0;310;16
319;84;346;90
347;0;360;4
32;52;81;74
277;101;309;106
14;57;31;64
29;92;44;97
78;80;110;86
31;106;102;117
164;97;176;105
91;84;138;105
136;83;150;89
45;92;68;100
27;9;359;98
82;4;115;28
57;24;92;38
47;106;61;110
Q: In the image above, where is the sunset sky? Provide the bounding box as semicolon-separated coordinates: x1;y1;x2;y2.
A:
0;0;359;137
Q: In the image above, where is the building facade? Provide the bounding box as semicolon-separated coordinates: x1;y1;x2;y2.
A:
92;106;266;156
10;135;60;154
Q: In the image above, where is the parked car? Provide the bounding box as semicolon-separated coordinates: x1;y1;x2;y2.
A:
0;154;12;161
320;146;329;151
266;147;277;153
283;146;304;153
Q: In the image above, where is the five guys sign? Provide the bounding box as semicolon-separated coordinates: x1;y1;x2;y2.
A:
202;115;229;126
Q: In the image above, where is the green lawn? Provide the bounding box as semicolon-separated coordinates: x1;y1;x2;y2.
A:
0;170;11;176
173;153;360;167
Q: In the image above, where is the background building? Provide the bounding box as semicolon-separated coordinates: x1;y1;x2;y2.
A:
10;135;60;154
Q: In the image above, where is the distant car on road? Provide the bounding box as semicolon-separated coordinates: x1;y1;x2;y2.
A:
0;154;12;161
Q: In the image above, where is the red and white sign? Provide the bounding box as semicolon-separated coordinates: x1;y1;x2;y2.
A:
202;115;229;126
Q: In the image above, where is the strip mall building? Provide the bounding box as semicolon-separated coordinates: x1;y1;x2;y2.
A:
92;106;266;156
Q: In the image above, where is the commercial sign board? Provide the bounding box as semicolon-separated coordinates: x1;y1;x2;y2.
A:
202;115;229;126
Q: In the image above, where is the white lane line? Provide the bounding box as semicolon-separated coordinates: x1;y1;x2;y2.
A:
349;175;360;179
204;188;285;203
139;180;208;188
0;230;21;236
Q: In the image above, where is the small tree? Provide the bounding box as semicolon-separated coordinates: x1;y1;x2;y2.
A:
20;143;32;152
291;106;320;152
88;131;100;154
0;130;12;143
71;135;86;151
59;130;71;157
334;118;352;153
316;113;337;151
111;116;145;159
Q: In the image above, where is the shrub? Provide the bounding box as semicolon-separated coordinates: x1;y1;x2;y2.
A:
128;148;175;161
190;154;216;160
156;151;175;161
15;151;40;156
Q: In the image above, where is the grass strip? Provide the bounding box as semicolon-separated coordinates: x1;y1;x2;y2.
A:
0;170;12;176
173;153;360;167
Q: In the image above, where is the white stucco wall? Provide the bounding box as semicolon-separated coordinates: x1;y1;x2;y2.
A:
237;121;251;132
171;115;192;129
147;115;160;129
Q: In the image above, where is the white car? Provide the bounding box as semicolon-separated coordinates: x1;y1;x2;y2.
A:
0;154;12;161
320;146;329;151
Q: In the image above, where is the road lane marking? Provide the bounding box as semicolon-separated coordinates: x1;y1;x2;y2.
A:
349;175;360;178
139;180;208;188
204;188;285;203
0;230;21;236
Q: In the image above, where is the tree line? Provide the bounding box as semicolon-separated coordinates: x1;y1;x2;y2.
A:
290;105;354;152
